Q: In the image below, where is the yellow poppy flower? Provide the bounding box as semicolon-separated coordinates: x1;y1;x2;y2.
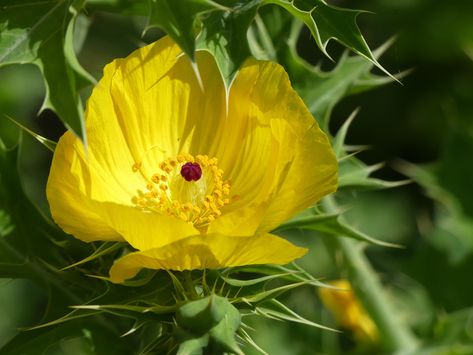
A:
46;36;338;283
319;280;378;342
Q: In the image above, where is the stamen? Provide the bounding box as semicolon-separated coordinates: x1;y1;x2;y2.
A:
131;153;232;232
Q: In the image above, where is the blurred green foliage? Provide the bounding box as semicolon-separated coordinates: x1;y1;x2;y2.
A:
1;0;473;354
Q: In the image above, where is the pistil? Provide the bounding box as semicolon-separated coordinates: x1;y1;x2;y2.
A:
180;162;202;181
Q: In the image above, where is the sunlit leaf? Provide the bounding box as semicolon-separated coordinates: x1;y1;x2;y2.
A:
263;0;391;78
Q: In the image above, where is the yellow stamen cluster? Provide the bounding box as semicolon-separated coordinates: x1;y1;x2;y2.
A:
131;153;231;232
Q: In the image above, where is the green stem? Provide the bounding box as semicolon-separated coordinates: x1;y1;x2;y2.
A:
322;196;418;354
254;14;277;60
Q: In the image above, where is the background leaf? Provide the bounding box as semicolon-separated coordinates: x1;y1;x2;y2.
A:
0;0;94;141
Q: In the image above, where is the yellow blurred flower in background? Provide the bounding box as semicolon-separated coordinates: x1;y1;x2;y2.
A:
46;36;338;283
319;279;379;342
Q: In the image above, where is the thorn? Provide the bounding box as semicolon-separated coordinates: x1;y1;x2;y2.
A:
190;60;204;92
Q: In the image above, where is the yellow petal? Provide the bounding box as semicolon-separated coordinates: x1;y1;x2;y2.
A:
46;132;122;242
48;129;198;248
109;234;307;283
93;201;198;250
72;36;225;204
209;58;338;236
50;37;226;247
104;39;226;182
79;58;145;205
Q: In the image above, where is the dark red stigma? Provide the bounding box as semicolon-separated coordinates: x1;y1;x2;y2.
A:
180;162;202;182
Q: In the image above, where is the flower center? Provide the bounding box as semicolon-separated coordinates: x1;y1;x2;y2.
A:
131;153;231;232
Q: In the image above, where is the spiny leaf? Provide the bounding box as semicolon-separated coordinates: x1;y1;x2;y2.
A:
73;303;177;315
61;242;123;270
238;327;269;355
277;212;402;248
121;318;151;337
235;281;308;304
339;157;410;190
256;299;337;331
27;308;101;330
330;110;410;191
332;109;359;158
264;0;392;79
221;271;298;287
223;264;328;288
0;0;94;141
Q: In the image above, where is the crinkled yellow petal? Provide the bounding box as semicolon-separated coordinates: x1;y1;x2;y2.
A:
109;234;307;283
46;132;122;242
208;58;338;236
92;201;198;250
